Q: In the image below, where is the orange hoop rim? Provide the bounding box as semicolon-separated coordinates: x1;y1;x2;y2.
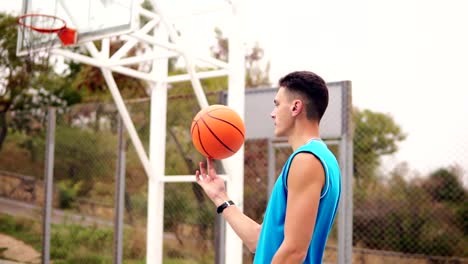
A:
17;14;67;33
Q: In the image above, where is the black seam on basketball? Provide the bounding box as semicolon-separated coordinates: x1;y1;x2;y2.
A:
200;117;235;153
192;107;225;124
190;120;197;135
206;113;244;138
195;122;213;157
205;107;227;115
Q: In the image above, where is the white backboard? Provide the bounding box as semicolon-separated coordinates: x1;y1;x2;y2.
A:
226;81;352;140
17;0;137;55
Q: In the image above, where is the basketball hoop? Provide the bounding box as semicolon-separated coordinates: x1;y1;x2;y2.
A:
17;14;77;73
17;14;77;47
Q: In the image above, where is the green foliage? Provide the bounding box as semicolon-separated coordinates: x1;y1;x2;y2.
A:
211;28;271;88
53;125;116;194
164;184;196;229
0;13;82;151
353;108;406;186
54;254;111;264
354;166;467;257
10;88;67;162
57;180;82;209
70;41;148;102
0;14;26;100
50;224;113;260
423;167;466;203
0;214;42;250
456;201;468;235
0;213;214;263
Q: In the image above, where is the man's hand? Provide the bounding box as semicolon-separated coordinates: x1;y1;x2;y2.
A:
195;158;229;206
196;158;262;252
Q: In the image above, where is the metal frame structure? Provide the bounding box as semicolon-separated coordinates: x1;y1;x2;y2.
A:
47;1;246;263
25;0;354;263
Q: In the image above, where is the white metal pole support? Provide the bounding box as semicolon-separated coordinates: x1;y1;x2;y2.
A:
146;85;166;263
100;69;155;182
52;48;229;85
110;17;160;61
149;0;210;110
146;3;237;219
225;0;246;263
146;18;169;264
130;32;229;70
83;42;155;182
146;19;168;264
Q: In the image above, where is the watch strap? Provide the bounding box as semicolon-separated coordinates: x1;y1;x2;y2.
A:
216;200;234;214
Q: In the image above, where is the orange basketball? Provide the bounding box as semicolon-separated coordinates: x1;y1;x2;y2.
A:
191;104;245;160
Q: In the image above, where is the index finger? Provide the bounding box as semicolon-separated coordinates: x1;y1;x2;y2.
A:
199;161;207;175
207;158;218;177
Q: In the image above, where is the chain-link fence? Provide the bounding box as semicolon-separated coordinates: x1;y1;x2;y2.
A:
0;90;467;263
351;107;468;264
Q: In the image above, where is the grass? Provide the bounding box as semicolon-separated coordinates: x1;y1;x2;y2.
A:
0;213;213;263
0;213;42;251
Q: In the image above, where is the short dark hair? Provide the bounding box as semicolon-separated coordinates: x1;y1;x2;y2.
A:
278;71;329;121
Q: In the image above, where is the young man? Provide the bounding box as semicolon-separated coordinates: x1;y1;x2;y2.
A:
195;71;341;263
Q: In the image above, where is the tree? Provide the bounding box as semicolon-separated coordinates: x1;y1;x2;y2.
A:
353;108;406;186
0;12;84;152
423;166;466;203
71;40;149;101
211;28;271;88
354;165;467;257
0;13;30;150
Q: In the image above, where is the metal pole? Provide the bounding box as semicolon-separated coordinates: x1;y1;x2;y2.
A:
42;107;56;264
100;68;154;182
225;0;246;263
337;81;353;264
267;139;275;197
215;194;226;264
338;138;346;264
114;117;126;264
146;13;168;264
345;136;354;263
150;0;210;110
338;136;353;264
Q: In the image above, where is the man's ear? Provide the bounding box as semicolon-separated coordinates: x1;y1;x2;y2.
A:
291;99;303;116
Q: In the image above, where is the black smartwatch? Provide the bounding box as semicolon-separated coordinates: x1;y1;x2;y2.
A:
217;200;234;214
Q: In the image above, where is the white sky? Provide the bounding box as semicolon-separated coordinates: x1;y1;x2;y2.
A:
244;0;468;183
2;0;467;183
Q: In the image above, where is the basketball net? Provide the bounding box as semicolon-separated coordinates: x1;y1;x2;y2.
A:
17;14;77;73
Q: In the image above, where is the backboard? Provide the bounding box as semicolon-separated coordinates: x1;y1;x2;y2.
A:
223;81;352;140
17;0;138;56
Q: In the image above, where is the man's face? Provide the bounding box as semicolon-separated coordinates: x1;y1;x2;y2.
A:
270;87;294;137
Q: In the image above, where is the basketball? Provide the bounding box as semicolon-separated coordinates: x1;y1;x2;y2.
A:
191;104;245;160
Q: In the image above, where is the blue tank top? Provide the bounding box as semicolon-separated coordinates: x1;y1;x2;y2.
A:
253;139;341;263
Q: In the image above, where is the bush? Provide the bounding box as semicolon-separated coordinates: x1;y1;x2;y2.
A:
57;180;82;209
50;224;113;260
53;126;116;195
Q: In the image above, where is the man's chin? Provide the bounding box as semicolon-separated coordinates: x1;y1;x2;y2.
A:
273;130;284;138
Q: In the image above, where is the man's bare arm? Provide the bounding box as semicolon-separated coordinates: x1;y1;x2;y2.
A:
218;202;262;252
196;159;261;252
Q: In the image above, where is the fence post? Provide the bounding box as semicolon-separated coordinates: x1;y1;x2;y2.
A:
215;189;226;264
267;139;275;197
42;106;56;264
338;81;353;264
114;117;126;264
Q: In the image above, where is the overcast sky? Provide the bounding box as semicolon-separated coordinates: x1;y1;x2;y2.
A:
2;0;467;184
248;0;468;183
